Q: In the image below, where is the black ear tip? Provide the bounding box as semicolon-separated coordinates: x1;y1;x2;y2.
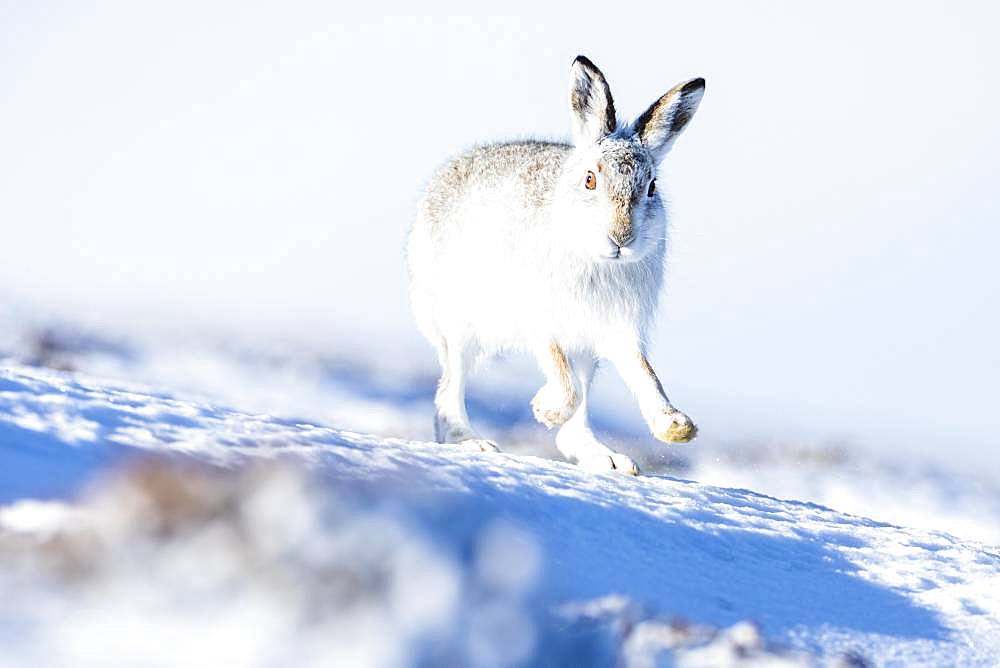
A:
574;55;598;70
685;77;706;92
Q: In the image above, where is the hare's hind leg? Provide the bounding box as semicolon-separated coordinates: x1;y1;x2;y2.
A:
433;336;499;453
553;352;639;476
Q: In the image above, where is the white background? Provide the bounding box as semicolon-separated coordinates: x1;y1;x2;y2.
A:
2;2;998;473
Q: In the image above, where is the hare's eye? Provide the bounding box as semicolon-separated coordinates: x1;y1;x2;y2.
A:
584;171;597;190
647;179;656;197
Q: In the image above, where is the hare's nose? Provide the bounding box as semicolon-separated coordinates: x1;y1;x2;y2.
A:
609;231;635;248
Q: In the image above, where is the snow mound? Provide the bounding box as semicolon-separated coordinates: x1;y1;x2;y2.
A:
0;461;813;667
1;362;998;666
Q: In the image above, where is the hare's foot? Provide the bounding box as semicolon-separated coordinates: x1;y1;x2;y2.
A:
436;419;501;452
652;408;698;444
556;425;639;476
531;382;577;429
456;438;501;453
577;452;640;476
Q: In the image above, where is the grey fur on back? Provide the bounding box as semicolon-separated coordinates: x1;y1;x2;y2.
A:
419;140;571;235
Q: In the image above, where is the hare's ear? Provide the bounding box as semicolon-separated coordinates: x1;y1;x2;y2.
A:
569;56;617;145
633;78;705;163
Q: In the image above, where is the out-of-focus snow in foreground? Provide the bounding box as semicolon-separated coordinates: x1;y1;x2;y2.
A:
1;361;998;666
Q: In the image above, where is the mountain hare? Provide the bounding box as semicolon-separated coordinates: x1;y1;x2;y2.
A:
407;56;704;475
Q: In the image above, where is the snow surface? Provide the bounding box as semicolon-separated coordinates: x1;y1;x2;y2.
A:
3;7;999;664
5;321;998;549
2;361;998;666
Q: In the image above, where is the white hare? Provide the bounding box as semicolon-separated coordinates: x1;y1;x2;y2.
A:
407;55;704;475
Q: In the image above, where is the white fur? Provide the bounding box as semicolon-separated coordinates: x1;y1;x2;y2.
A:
407;57;704;474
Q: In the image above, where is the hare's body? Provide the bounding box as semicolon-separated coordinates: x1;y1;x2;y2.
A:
407;57;705;474
410;140;663;354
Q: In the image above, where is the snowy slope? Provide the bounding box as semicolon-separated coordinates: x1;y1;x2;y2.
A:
2;362;998;666
5;320;999;550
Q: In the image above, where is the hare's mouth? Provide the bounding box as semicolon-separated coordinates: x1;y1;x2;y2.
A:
601;240;640;262
602;237;624;261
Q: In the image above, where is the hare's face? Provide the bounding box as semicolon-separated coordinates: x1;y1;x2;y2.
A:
565;137;664;263
564;56;704;264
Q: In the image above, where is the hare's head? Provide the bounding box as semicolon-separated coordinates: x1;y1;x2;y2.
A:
560;56;704;263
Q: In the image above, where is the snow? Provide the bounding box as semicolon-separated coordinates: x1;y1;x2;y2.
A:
2;6;998;665
2;360;998;666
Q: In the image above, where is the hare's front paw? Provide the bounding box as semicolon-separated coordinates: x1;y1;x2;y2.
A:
456;439;501;453
653;408;698;444
577;452;640;476
531;383;577;429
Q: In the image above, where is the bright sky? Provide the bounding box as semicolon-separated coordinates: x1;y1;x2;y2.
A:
2;2;998;473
